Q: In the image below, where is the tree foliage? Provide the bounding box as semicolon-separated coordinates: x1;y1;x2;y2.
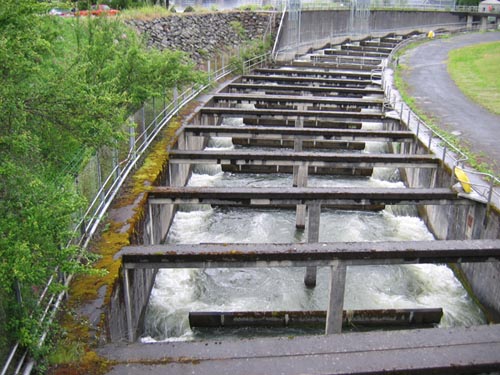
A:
0;0;204;359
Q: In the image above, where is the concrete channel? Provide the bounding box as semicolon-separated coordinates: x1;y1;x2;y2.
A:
102;33;500;373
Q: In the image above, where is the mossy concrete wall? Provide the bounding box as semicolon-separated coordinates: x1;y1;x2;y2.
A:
106;105;208;342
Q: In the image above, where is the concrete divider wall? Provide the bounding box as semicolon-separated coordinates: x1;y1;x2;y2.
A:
402;140;500;321
106;107;208;342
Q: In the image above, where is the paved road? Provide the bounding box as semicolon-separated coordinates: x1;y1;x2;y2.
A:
399;31;500;176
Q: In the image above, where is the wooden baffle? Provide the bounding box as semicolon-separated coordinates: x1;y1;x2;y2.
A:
188;309;443;330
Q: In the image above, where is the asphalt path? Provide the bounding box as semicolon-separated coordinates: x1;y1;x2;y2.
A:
399;31;500;176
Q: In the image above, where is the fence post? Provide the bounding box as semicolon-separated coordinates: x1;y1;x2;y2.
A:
96;150;105;205
173;86;179;109
129;124;136;162
113;143;120;180
140;106;146;139
152;96;157;129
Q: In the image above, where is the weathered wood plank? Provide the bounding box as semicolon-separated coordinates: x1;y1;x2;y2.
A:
167;150;438;168
253;67;374;78
188;308;443;329
200;107;384;119
118;240;500;269
227;82;384;96
241;74;374;87
183;125;414;142
147;186;461;208
211;93;384;106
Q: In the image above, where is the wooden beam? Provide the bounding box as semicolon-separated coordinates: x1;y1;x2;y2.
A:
167;150;438;168
183;125;414;142
118;240;500;269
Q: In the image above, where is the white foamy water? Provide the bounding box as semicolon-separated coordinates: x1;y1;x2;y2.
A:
142;124;485;342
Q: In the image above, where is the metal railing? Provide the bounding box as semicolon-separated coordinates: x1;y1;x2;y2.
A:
272;4;288;60
1;49;270;375
383;31;500;209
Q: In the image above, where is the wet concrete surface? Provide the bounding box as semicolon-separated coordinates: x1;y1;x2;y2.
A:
399;31;500;176
99;324;500;374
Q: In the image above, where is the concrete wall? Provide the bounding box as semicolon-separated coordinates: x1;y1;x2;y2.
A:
275;10;466;60
106;104;209;342
401;136;500;322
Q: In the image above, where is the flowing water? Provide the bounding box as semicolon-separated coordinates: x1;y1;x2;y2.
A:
142;119;485;343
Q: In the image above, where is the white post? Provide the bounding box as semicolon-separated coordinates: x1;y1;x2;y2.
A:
148;203;155;245
123;268;134;342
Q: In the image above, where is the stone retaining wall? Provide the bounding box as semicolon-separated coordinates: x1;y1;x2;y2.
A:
127;11;277;63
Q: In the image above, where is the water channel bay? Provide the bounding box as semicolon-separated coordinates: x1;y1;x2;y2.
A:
142;134;485;342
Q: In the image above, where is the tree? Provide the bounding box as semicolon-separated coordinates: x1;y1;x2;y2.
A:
0;0;204;360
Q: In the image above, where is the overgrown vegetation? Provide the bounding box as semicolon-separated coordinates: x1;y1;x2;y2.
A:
230;20;247;39
393;37;498;177
0;0;203;364
119;5;172;19
448;41;500;116
230;35;274;74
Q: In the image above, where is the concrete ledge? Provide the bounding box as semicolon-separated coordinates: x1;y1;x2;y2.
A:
99;324;500;374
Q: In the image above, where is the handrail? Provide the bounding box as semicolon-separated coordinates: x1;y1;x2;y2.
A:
271;4;287;61
1;50;263;375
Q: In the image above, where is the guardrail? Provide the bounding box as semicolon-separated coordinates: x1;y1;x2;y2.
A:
1;49;270;375
383;30;500;211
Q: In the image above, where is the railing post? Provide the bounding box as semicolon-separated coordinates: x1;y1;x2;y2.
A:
152;96;157;129
141;106;146;136
129;125;136;162
173;86;179;109
113;144;120;180
96;150;105;205
485;177;495;219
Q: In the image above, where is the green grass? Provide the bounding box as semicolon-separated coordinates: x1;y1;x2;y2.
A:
119;5;172;20
447;41;500;116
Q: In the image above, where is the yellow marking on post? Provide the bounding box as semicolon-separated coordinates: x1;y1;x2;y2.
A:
454;167;472;193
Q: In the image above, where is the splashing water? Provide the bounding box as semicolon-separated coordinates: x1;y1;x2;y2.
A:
142;124;485;342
